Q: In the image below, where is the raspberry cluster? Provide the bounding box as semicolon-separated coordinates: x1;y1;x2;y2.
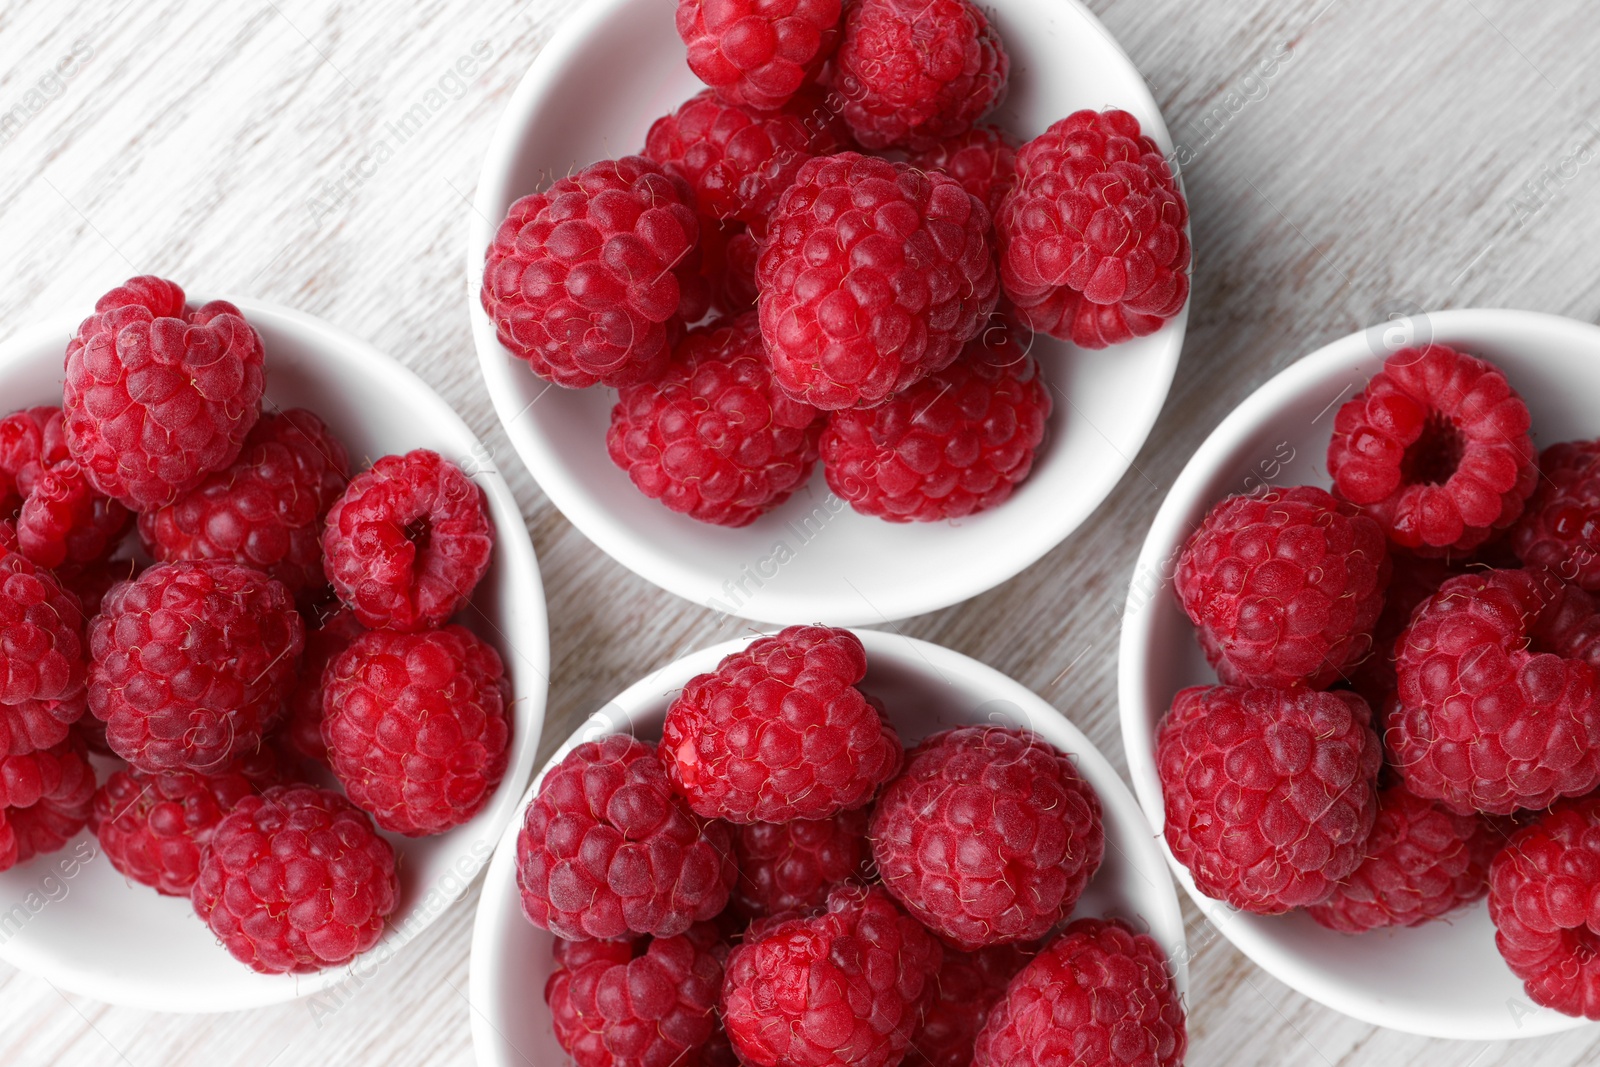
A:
481;2;1191;530
1163;341;1600;1018
516;626;1184;1067
0;276;514;978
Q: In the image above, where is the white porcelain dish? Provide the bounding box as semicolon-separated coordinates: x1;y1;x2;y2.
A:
471;628;1188;1067
467;0;1187;626
0;300;550;1011
1119;309;1600;1039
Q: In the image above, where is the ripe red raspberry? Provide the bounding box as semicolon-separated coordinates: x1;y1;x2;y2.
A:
1157;684;1381;913
192;784;397;974
0;549;87;755
723;884;942;1067
822;324;1050;522
90;763;256;896
1346;551;1462;711
62;276;266;510
1174;485;1391;690
0;736;92;811
322;625;510;836
1307;785;1497;933
909;125;1019;216
1388;568;1600;814
0;406;131;569
481;157;701;389
0;746;95;873
517;734;735;940
645;88;849;229
757;152;998;410
88;560;304;773
321;449;493;632
871;725;1104;950
139;409;349;597
830;0;1008;151
676;0;842;112
972;919;1186;1067
731;806;870;917
607;312;825;527
1511;438;1600;588
660;625;902;823
700;221;762;316
996;110;1190;350
1328;344;1537;555
908;943;1034;1067
546;922;727;1067
283;605;365;766
1489;796;1600;1018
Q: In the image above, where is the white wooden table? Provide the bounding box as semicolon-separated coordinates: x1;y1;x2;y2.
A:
2;0;1599;1063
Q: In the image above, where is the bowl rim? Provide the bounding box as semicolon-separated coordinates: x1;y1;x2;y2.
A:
0;298;551;1011
469;627;1189;1067
462;0;1188;627
1116;307;1600;1039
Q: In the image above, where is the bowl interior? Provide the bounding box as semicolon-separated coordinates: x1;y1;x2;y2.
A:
1118;308;1600;1039
466;0;1186;626
471;629;1187;1067
0;302;549;1012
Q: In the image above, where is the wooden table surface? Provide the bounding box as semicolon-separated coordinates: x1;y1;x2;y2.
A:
3;0;1599;1063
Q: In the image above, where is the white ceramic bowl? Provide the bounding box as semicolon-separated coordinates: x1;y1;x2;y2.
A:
470;628;1188;1067
0;300;550;1011
1118;309;1600;1039
466;0;1187;626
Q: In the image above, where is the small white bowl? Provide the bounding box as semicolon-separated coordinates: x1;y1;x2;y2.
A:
466;0;1187;626
470;628;1188;1067
0;300;550;1012
1118;308;1600;1040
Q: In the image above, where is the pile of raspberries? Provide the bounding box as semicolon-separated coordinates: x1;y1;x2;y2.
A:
1162;341;1600;1019
480;0;1191;529
516;624;1187;1067
0;275;512;976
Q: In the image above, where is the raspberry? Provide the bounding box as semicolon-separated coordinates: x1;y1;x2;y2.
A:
0;737;92;810
1328;344;1537;555
91;762;257;895
723;884;942;1067
1488;797;1600;1018
0;549;87;754
1388;568;1600;814
757;152;998;410
0;759;96;875
996;110;1190;350
191;784;398;974
607;312;825;527
907;943;1034;1067
1174;485;1391;690
830;0;1008;151
731;806;870;917
88;560;304;773
676;0;842;112
517;734;735;940
283;605;365;766
1346;551;1462;710
321;449;493;632
972;919;1185;1067
546;923;726;1067
0;406;131;569
821;323;1050;522
1306;785;1497;934
322;625;510;836
645;88;849;229
871;725;1104;950
139;409;349;597
62;276;266;510
909;125;1019;216
1157;684;1381;913
481;157;702;389
660;625;902;823
700;221;762;316
1512;438;1600;588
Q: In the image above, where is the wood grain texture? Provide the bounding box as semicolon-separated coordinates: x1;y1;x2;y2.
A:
2;0;1599;1063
